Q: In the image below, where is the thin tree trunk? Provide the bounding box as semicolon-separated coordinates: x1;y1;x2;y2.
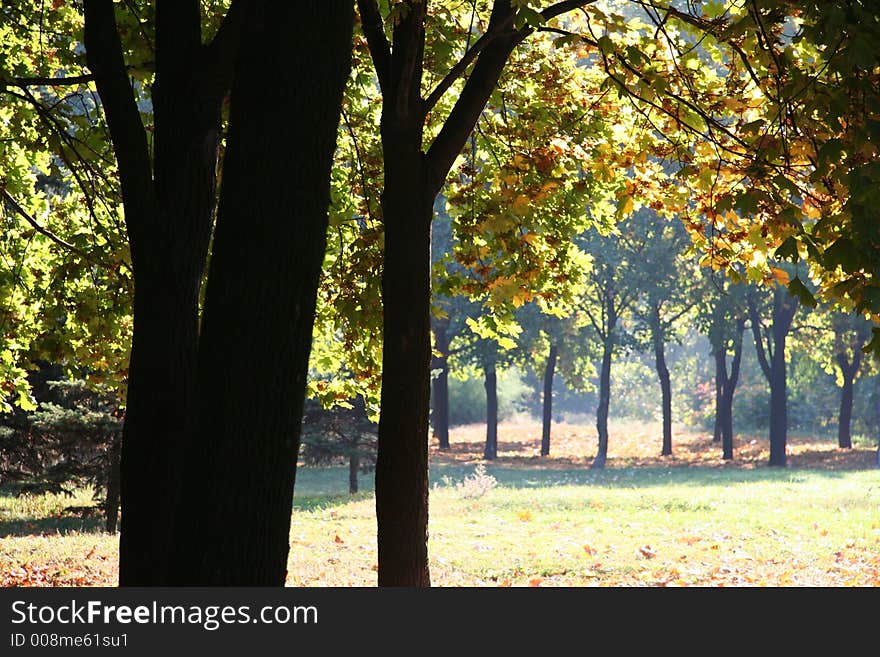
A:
349;453;360;494
103;431;121;534
768;289;795;467
713;349;725;443
721;320;744;461
836;350;860;450
652;319;672;456
431;319;451;450
721;331;741;460
768;351;787;466
750;288;794;468
484;346;498;460
592;340;613;470
838;374;854;449
541;343;557;457
167;1;353;585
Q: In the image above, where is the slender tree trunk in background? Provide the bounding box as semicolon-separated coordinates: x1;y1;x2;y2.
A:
541;343;557;457
593;340;613;470
838;374;854;449
431;319;451;450
483;346;498;460
750;288;795;468
721;327;743;461
768;350;787;466
768;290;795;467
168;1;353;585
84;0;233;584
103;431;121;534
713;349;724;443
349;453;360;494
836;352;860;449
651;316;672;456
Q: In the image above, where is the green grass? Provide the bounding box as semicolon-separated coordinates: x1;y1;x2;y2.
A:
3;454;879;587
284;462;880;586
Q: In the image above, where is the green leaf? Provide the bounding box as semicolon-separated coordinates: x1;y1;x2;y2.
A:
787;277;816;308
597;35;615;55
774;236;799;263
823;237;860;272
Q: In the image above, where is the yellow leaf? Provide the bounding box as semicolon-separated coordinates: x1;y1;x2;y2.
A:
769;267;789;285
511;194;530;216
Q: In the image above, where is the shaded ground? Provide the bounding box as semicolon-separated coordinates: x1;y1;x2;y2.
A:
433;417;879;471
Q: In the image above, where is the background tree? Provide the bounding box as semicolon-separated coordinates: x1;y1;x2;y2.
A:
701;275;748;460
576;214;644;469
747;273;803;467
356;0;614;586
630;210;696;456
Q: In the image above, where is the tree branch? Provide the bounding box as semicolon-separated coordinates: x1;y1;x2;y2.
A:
1;187;113;268
425;0;521;193
423;1;595;121
83;0;154;248
747;295;771;380
201;0;246;104
357;0;391;92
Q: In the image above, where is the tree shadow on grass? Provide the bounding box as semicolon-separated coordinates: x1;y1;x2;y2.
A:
0;515;104;537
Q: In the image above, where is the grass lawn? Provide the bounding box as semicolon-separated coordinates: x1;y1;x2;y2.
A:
2;418;879;586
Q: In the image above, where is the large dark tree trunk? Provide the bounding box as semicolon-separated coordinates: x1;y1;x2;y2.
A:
84;0;233;584
483;345;498;460
167;1;353;585
361;0;524;586
431;318;451;450
592;340;613;470
541;343;557;457
375;136;433;587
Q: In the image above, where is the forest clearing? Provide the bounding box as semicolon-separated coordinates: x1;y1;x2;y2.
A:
3;418;878;588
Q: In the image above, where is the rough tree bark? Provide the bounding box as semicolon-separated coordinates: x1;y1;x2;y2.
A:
541;343;558;457
359;0;588;586
359;0;536;586
84;0;241;584
167;0;354;585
